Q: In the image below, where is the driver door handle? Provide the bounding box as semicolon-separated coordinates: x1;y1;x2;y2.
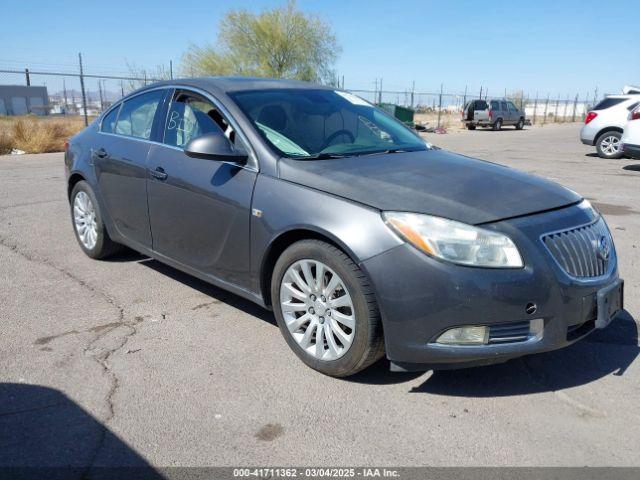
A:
150;166;168;181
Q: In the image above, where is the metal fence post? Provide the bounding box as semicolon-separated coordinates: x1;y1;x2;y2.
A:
78;53;88;126
410;81;415;109
170;60;174;79
563;96;569;122
554;94;560;123
25;68;31;86
571;93;579;122
542;94;550;125
533;92;538;125
462;85;467;110
437;83;443;129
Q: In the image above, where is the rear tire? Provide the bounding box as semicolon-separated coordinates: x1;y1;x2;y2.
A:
595;131;623;159
70;181;123;259
515;118;524;130
492;118;503;131
271;239;384;377
467;124;476;130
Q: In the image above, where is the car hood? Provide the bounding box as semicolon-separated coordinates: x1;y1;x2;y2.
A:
278;149;581;225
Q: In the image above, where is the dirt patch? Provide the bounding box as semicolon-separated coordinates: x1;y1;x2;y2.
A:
255;423;284;441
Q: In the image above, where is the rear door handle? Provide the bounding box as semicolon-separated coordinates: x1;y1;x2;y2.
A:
150;167;168;181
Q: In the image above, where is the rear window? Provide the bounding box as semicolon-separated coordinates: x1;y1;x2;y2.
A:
474;100;488;110
592;98;626;110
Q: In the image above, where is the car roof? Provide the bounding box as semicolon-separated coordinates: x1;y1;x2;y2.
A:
139;76;334;95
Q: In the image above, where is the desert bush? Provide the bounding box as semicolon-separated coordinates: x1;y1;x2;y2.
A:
0;130;12;155
8;117;83;154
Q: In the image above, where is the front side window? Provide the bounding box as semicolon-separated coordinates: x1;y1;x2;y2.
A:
115;90;164;140
230;89;427;159
507;101;518;112
101;105;119;133
163;91;246;153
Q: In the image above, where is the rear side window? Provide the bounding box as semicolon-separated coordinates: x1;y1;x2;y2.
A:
501;101;508;111
592;98;625;110
490;100;499;110
115;90;164;140
101;106;119;133
507;101;518;111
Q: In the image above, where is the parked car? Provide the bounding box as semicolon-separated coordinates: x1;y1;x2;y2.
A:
65;78;623;377
462;98;526;130
620;105;640;159
580;95;640;159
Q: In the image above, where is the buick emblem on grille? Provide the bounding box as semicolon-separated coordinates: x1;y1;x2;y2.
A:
596;235;611;261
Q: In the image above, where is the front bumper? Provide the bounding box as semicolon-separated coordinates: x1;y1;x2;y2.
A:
361;204;621;370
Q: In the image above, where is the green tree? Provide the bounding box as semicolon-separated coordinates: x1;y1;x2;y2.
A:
182;1;340;83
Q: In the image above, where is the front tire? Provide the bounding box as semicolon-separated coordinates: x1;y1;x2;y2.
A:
595;131;623;159
271;240;384;377
70;181;122;259
515;118;524;130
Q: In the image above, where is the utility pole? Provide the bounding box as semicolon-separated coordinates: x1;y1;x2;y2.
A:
63;78;69;113
410;81;415;109
437;83;443;129
78;53;88;126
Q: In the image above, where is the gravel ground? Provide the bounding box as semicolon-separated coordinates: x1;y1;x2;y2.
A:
0;123;638;470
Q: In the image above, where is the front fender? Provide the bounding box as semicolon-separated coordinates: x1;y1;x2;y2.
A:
250;175;403;294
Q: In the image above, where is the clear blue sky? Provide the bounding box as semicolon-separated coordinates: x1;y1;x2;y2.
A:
1;0;638;97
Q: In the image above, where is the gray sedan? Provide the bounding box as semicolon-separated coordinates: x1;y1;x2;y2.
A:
65;77;623;377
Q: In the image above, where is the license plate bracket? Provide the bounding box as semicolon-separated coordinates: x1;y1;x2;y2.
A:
596;279;624;329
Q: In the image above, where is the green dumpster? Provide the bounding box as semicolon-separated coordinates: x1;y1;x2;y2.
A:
377;103;415;126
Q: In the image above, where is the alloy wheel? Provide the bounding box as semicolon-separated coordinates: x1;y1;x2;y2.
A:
73;191;98;250
600;135;620;156
279;259;355;361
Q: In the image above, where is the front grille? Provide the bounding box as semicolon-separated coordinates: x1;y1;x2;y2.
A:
542;218;613;278
488;321;531;344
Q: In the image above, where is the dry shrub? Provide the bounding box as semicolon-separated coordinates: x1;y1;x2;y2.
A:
10;118;82;153
0;130;12;155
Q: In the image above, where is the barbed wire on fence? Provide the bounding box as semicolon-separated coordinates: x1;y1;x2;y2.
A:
0;55;602;129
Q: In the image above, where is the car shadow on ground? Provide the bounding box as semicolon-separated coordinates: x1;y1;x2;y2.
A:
107;251;638;396
0;383;162;479
623;163;640;172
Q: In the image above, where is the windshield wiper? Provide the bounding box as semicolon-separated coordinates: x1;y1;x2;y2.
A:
295;152;351;160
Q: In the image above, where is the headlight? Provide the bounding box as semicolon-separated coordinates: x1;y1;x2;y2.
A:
383;212;523;268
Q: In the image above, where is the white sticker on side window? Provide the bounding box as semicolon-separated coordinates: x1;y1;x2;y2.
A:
335;91;370;106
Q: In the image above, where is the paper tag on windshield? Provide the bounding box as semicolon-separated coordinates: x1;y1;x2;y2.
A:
335;91;370;106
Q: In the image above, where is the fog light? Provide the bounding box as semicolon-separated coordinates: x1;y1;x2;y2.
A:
436;326;488;345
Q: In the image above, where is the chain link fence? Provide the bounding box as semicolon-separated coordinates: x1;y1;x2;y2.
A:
0;58;602;129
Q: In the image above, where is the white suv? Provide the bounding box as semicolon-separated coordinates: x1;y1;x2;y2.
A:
580;95;640;158
621;105;640;159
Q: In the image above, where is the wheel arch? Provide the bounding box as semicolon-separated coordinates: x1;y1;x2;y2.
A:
259;227;360;308
67;172;86;201
595;126;623;143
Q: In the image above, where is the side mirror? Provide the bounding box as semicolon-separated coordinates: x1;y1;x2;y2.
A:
184;131;248;164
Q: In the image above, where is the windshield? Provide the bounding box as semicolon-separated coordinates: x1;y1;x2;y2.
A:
230;89;428;159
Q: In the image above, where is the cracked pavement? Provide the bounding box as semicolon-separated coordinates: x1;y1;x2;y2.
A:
0;124;639;469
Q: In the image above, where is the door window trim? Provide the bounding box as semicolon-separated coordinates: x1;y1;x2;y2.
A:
97;84;259;172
